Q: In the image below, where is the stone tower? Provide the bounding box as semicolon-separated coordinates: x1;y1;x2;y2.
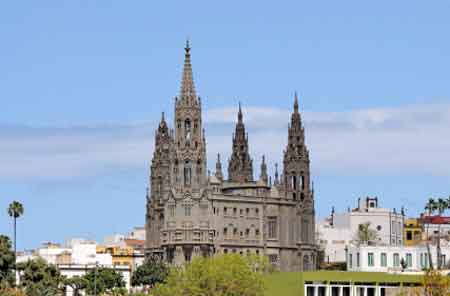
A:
228;103;253;182
283;93;316;270
146;112;173;254
173;40;207;190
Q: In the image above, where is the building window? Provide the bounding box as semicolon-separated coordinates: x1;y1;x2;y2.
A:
223;227;228;237
184;119;191;135
291;175;297;190
255;208;259;216
256;229;260;237
240;209;243;216
349;254;353;268
368;253;374;267
169;206;175;217
268;254;278;265
406;231;412;241
224;249;228;254
246;208;249;215
381;253;387;267
184;206;191;216
224;207;228;215
268;217;278;239
233;207;237;216
406;253;412;267
424;253;429;268
393;253;400;267
356;253;360;267
442;254;447;266
245;228;250;238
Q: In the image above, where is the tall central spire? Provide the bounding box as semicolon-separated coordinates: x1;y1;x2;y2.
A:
180;39;196;99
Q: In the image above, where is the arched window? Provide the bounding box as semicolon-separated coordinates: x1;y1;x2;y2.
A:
291;175;297;190
299;174;304;190
184;161;192;186
185;119;191;135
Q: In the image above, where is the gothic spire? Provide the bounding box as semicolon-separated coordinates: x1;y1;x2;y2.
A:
283;93;311;201
179;39;196;99
294;91;299;113
238;101;243;123
274;163;279;185
228;103;253;183
215;153;223;181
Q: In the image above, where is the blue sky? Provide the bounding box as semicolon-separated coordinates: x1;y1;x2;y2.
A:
1;1;449;250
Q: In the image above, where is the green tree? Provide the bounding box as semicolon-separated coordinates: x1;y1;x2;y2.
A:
7;201;24;272
0;235;16;287
131;257;169;290
424;198;436;270
152;254;266;296
64;276;87;296
83;267;125;295
354;222;378;246
17;258;65;296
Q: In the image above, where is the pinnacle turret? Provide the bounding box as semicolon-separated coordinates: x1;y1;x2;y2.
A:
260;155;268;185
215;153;223;181
274;163;279;185
228;103;253;183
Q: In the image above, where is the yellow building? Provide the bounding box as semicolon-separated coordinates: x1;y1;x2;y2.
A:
404;218;423;246
97;246;134;267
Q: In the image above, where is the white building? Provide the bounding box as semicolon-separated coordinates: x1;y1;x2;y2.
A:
16;240;131;296
347;243;450;272
317;197;405;263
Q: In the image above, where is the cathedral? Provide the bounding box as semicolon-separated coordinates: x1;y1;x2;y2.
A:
145;42;318;271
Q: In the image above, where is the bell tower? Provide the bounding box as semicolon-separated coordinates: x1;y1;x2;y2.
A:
173;41;207;190
282;93;316;270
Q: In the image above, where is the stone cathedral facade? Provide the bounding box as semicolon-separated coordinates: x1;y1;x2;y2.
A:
145;43;318;271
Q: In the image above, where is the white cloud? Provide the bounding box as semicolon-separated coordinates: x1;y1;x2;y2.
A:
0;103;449;179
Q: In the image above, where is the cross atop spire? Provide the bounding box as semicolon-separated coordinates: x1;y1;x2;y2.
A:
180;40;196;99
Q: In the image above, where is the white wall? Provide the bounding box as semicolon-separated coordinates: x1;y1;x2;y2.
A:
347;244;450;272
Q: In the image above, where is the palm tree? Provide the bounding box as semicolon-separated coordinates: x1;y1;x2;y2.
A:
435;198;448;269
424;198;436;269
7;201;24;270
